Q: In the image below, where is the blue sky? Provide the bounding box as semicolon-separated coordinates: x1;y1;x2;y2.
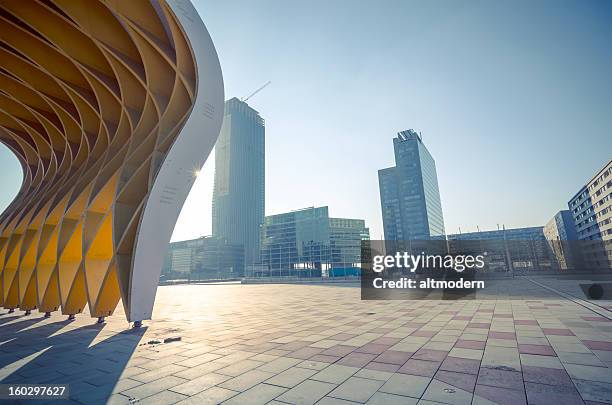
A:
1;0;611;241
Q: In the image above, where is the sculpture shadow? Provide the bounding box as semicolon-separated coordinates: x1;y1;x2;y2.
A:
0;312;146;403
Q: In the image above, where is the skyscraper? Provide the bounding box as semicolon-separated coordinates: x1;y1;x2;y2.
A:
212;98;265;266
378;129;445;240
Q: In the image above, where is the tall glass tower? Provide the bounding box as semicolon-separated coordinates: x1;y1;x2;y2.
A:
378;129;445;240
212;98;265;266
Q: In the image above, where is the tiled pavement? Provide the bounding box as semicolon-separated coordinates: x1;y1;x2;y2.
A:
2;281;612;404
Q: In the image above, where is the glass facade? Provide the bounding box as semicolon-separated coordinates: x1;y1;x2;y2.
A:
258;207;370;277
162;236;245;279
447;227;545;241
212;98;265;266
378;130;445;241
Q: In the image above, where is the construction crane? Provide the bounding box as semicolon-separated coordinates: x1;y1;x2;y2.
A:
241;81;271;102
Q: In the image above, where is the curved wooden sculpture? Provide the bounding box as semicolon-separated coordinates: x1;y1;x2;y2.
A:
0;0;224;322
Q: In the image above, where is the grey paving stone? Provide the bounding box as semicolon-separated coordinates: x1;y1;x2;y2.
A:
327;376;383;402
317;397;361;405
379;373;431;398
565;363;612;383
258;356;302;373
422;379;473;405
169;372;230;396
140;389;187;405
121;375;187;400
367;392;419;405
221;383;286;405
276;379;337;405
573;379;612;404
311;364;359;384
265;366;317;388
216;368;275;392
175;386;238;405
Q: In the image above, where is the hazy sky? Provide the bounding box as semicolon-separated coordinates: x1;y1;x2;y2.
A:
1;0;611;242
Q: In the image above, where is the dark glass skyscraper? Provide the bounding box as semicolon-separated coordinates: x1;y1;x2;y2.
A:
378;130;445;240
212;98;265;265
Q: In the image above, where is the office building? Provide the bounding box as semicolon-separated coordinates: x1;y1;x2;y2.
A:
543;211;580;269
447;226;545;241
569;160;612;241
447;227;551;271
259;207;370;277
163;237;244;280
212;98;265;266
378;130;445;241
568;159;612;268
544;211;578;241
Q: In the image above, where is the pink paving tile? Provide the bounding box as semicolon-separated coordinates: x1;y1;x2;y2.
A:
514;319;538;326
411;348;448;362
468;322;491;329
582;340;612;351
336;352;377;367
475;385;526;405
525;382;584;405
440;356;481;375
355;343;391;355
542;328;575;336
373;327;394;334
455;339;486;350
453;316;473;321
477;368;523;390
435;370;477;393
518;344;556;356
374;350;413;365
411;330;437;338
582;316;611;322
488;331;517;340
321;345;356;357
364;361;401;373
398;359;440;377
522;366;572;386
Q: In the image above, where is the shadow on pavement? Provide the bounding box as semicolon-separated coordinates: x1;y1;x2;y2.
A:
0;313;146;403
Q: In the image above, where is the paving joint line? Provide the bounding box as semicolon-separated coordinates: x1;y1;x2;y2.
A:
524;277;612;321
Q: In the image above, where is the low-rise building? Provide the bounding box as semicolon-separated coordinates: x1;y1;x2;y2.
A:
259;207;369;277
162;236;244;280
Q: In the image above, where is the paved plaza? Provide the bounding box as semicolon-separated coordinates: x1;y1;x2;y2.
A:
2;281;612;404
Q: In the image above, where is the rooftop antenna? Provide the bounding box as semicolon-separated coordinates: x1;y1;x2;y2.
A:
242;81;271;102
